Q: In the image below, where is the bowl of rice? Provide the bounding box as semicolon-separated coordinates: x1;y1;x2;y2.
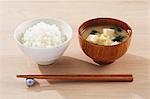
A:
14;18;73;65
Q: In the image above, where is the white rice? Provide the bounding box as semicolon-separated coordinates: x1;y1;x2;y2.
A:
20;22;67;48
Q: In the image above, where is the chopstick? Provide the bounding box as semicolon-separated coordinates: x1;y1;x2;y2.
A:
16;74;133;82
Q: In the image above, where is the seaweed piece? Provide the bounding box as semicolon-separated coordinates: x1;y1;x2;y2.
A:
110;26;122;32
90;30;98;35
116;27;122;32
113;35;125;42
110;27;115;29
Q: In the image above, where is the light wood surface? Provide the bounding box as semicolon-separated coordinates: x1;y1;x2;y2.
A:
0;0;149;99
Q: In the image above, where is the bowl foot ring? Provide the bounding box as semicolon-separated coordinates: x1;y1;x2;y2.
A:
93;60;114;65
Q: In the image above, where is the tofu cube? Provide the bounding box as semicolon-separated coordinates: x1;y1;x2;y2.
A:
103;28;115;39
86;34;98;44
103;28;115;34
111;41;119;45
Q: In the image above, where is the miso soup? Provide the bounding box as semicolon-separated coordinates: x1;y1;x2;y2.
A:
81;25;129;46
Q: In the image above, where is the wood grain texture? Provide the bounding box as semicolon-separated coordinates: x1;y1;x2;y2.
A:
79;18;132;65
16;74;133;82
0;0;149;99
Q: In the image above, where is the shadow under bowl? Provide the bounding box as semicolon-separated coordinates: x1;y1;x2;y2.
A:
78;18;132;65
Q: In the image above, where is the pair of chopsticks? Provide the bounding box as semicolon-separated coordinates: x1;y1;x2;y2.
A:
16;74;133;82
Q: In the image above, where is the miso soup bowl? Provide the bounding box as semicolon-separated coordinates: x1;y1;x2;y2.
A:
78;18;132;65
14;18;73;65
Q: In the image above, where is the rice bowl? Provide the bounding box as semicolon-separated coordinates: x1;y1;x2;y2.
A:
14;18;73;65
